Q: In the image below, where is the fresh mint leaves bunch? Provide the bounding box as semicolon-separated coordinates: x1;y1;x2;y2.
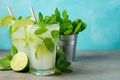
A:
35;8;87;35
55;8;87;35
36;11;58;27
55;50;72;74
0;54;12;69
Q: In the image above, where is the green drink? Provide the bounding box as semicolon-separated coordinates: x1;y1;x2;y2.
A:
28;24;59;75
11;22;59;75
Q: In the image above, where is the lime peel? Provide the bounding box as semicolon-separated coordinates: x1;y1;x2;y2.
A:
14;18;34;31
0;16;14;26
10;52;29;72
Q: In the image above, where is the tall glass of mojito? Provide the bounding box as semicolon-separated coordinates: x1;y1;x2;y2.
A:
24;23;59;75
10;17;59;75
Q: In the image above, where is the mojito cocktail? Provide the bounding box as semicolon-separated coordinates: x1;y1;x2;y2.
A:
11;20;59;75
28;24;59;75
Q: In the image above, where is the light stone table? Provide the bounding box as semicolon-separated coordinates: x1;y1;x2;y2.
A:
0;50;120;80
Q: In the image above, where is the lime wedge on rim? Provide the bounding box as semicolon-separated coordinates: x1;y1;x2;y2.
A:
0;20;1;26
14;18;34;29
0;16;15;26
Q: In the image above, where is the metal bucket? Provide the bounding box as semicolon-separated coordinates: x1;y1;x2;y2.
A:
57;34;77;62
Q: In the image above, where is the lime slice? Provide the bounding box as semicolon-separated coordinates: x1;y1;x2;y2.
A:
0;20;1;26
10;52;29;72
0;16;14;26
35;44;48;59
14;18;34;31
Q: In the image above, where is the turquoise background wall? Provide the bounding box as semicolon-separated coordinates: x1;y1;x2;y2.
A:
0;0;120;50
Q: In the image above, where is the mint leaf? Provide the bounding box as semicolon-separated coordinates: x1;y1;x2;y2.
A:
60;10;73;35
64;30;73;35
55;50;72;74
9;25;13;35
40;21;46;27
0;53;12;70
60;20;73;35
56;57;63;68
44;16;51;24
73;22;82;34
72;19;81;28
72;19;87;34
56;50;66;62
55;8;60;19
6;54;12;60
55;67;62;74
11;45;17;55
0;58;10;69
80;22;87;32
43;38;55;53
62;10;68;20
48;15;56;24
18;16;22;20
51;30;59;39
34;27;48;35
61;68;72;73
38;12;43;22
59;61;71;69
55;8;62;23
44;15;56;24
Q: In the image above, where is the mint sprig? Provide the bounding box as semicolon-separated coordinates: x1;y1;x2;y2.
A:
36;8;87;35
34;27;48;35
55;8;62;24
43;38;55;53
0;54;12;69
11;44;18;55
51;30;59;39
9;25;13;35
38;12;43;22
55;50;72;74
55;8;87;35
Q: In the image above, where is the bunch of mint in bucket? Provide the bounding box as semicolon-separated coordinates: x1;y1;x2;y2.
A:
55;8;87;35
0;8;87;75
35;8;87;35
